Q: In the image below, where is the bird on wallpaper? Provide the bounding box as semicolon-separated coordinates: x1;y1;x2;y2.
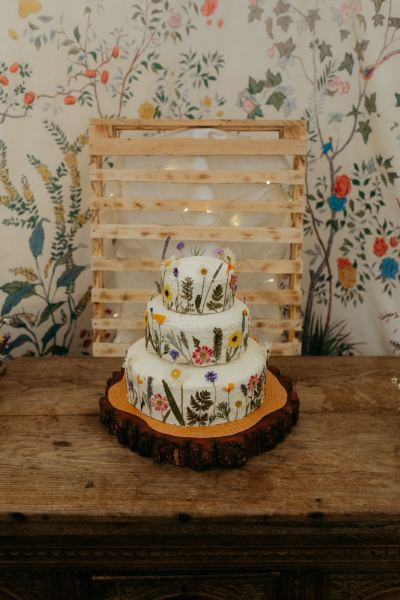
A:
321;136;334;157
18;0;42;19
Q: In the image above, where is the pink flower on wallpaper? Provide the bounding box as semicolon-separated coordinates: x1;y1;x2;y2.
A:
217;18;224;28
168;11;182;29
201;0;218;17
248;0;258;5
267;46;276;58
340;0;361;21
241;97;255;114
341;81;350;94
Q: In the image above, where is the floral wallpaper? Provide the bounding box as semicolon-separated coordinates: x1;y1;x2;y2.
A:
0;0;399;357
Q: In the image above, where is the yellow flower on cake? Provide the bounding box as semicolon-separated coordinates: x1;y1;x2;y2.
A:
170;368;182;379
136;375;144;384
200;267;208;276
162;285;173;303
234;399;243;409
138;101;155;119
228;331;241;348
144;310;149;326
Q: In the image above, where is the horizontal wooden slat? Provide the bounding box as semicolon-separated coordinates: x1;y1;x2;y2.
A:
91;288;302;305
90;118;307;137
90;137;307;157
90;196;305;213
91;224;303;243
92;257;302;274
90;168;304;185
92;317;302;331
92;340;301;357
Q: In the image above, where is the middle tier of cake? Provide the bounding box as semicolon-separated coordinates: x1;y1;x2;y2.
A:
125;337;267;426
145;294;250;365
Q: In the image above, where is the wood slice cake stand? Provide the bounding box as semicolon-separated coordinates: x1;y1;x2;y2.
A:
99;366;299;471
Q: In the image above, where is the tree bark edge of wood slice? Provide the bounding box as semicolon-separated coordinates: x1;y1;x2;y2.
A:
99;366;300;471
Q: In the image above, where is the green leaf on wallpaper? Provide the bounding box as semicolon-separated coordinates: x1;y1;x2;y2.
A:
265;69;281;88
29;218;48;258
275;37;295;59
56;265;85;288
1;283;36;316
274;0;290;15
38;302;65;326
357;120;372;144
73;26;81;43
354;39;369;61
339;52;354;75
395;93;400;107
277;14;292;32
42;323;62;349
305;9;321;32
340;29;350;41
247;76;264;95
318;41;332;62
7;334;33;352
373;0;384;12
45;345;68;356
365;93;377;115
372;14;385;27
265;16;274;39
389;17;400;29
266;91;286;110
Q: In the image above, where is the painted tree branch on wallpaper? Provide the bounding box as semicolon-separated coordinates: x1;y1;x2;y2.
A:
244;0;399;354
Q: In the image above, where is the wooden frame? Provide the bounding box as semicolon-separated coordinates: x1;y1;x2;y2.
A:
89;118;306;357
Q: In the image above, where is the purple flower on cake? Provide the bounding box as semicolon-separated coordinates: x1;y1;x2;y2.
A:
169;349;180;361
173;267;179;278
176;241;185;251
213;247;224;259
240;383;247;396
205;370;218;383
150;307;153;315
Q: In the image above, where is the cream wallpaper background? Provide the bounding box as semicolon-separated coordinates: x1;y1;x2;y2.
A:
0;0;399;357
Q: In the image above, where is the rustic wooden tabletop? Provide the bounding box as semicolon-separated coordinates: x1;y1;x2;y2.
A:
0;356;399;524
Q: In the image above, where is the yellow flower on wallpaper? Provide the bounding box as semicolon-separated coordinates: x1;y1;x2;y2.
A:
203;95;212;108
138;101;155;119
18;0;42;18
8;29;19;40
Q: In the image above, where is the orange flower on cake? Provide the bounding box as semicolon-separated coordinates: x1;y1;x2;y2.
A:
333;174;352;198
337;257;356;289
373;237;388;257
201;0;218;17
192;345;214;365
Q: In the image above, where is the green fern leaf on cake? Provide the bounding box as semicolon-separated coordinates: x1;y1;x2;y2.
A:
216;401;230;422
206;283;224;312
212;327;223;362
192;336;201;349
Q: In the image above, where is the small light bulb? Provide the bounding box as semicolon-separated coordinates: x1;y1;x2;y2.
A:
109;192;114;197
233;221;239;227
206;209;214;214
266;277;275;283
113;312;119;318
266;180;271;185
183;207;189;213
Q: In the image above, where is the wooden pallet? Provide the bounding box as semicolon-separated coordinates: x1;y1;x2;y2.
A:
89;118;306;357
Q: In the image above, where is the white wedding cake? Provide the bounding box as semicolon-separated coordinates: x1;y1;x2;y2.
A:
124;247;270;427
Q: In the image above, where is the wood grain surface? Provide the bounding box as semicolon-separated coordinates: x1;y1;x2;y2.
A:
0;356;399;523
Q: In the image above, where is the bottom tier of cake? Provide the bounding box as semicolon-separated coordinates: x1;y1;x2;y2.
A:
124;337;268;427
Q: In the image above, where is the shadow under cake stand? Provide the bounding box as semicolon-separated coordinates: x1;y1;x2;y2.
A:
100;365;299;471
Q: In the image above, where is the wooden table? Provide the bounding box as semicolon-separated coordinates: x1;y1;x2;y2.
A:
0;357;399;600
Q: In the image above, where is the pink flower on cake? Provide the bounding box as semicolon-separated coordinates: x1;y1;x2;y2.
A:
192;345;214;365
150;393;169;412
229;273;237;289
247;374;260;392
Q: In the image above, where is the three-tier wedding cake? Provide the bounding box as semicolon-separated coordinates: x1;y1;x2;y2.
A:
124;247;270;427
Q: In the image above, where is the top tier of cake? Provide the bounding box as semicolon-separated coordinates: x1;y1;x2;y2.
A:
160;255;237;315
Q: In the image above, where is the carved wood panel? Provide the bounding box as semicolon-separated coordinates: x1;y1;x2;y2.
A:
326;573;400;600
90;572;281;600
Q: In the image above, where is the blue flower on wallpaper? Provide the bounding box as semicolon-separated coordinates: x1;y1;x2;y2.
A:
328;195;347;212
380;258;399;280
